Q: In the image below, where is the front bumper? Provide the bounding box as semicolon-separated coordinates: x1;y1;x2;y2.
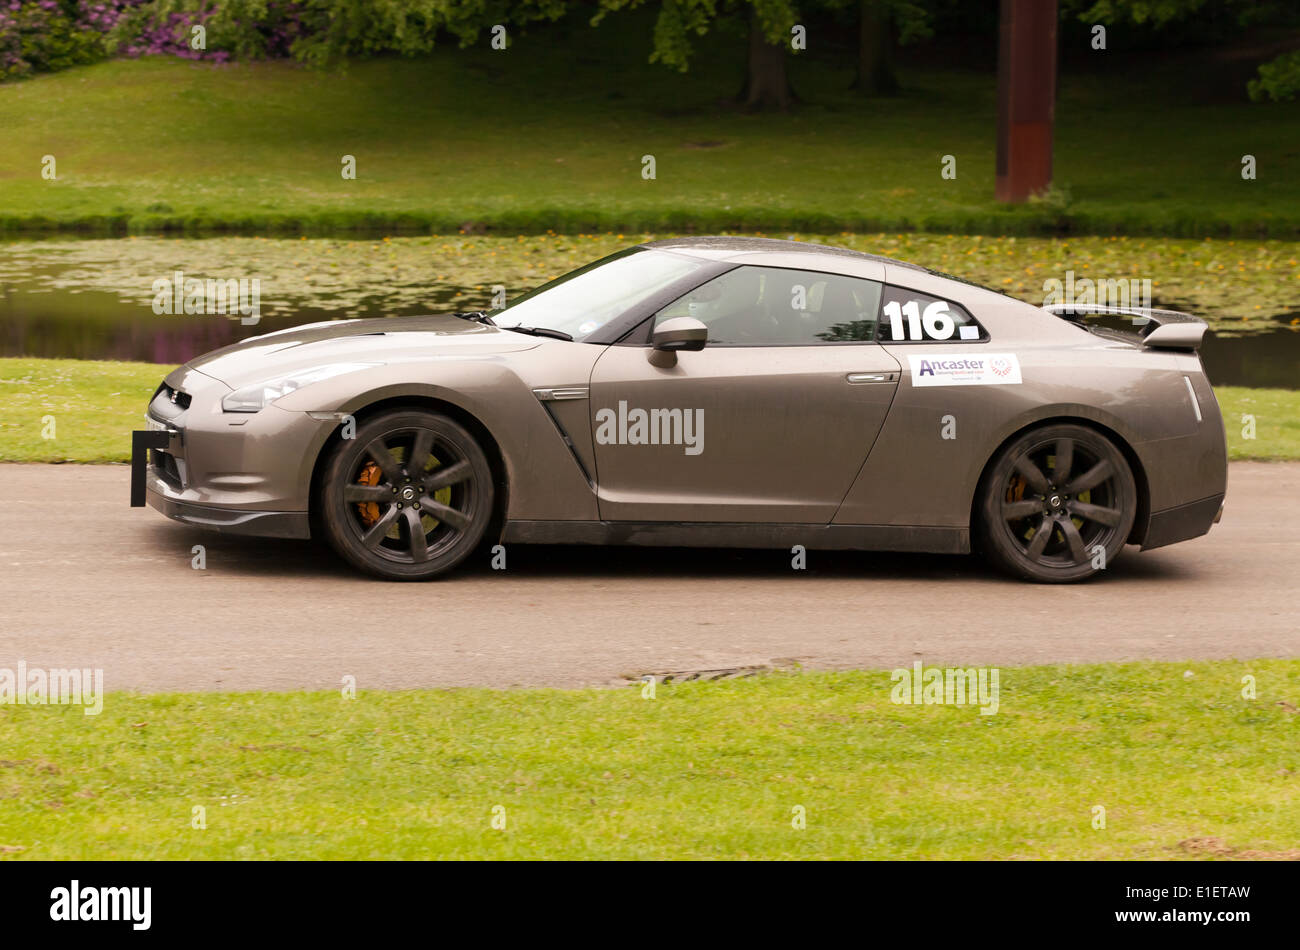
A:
132;433;313;539
142;480;311;538
130;367;335;540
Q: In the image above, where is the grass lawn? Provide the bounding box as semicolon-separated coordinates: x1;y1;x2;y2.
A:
0;357;161;462
1;357;1295;463
1;660;1296;860
1220;388;1300;459
0;14;1297;237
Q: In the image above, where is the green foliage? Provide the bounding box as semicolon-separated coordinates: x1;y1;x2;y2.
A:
822;0;932;45
1063;0;1300;106
1249;50;1300;103
645;0;723;72
281;0;571;64
104;0;265;60
0;2;110;81
595;0;935;75
93;0;571;66
593;1;748;73
888;0;934;45
1065;0;1288;28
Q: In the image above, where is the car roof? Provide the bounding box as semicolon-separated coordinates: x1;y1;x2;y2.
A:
639;236;928;272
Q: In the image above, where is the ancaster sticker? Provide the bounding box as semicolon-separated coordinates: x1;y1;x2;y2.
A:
907;353;1022;387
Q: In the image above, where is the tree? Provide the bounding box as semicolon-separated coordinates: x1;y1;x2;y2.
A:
596;0;802;111
739;4;798;109
995;0;1058;203
854;0;898;94
843;0;931;96
1061;0;1300;100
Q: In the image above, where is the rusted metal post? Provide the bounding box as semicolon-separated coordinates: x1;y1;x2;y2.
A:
996;0;1057;203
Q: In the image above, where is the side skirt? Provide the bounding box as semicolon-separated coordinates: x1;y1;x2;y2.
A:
502;521;970;554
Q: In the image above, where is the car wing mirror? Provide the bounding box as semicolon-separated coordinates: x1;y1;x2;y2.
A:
651;316;708;352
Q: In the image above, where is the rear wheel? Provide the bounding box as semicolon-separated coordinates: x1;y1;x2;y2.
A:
977;424;1136;583
319;410;494;580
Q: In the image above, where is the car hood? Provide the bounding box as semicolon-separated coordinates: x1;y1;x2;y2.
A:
183;314;542;386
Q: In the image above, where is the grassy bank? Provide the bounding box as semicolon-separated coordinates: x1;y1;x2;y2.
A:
1;357;1295;463
1;660;1296;860
0;19;1297;237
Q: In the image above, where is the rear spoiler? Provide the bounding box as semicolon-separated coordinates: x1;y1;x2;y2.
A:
1043;304;1208;351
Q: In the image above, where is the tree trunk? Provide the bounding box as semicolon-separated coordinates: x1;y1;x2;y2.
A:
853;0;899;95
996;0;1057;202
737;13;795;111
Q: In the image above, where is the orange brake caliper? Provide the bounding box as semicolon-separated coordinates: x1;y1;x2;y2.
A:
1007;474;1030;538
1007;473;1026;504
356;461;383;527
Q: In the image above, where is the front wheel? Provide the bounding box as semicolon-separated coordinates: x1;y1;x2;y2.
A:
977;424;1137;583
318;410;494;580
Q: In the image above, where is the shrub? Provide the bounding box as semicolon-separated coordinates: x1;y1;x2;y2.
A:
0;0;234;81
1248;50;1300;103
0;1;114;80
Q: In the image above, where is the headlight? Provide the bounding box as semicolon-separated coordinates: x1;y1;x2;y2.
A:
221;363;380;413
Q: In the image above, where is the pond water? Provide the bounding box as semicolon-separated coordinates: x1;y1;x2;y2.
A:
2;284;1296;388
0;284;467;366
2;231;1298;391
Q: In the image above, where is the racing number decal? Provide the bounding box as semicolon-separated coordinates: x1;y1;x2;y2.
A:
882;299;957;341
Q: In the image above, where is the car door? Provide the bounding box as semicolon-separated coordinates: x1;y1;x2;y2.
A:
588;265;902;523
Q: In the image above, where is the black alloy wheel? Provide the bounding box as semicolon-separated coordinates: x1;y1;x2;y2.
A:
319;410;494;580
978;423;1137;583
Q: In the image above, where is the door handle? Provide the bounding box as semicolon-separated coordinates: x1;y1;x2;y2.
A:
846;372;898;384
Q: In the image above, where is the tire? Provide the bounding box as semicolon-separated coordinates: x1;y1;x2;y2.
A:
318;409;494;580
977;423;1136;583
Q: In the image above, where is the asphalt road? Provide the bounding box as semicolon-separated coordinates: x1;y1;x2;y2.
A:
1;462;1296;692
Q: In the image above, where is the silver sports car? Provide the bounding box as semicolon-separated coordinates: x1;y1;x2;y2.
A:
132;236;1227;582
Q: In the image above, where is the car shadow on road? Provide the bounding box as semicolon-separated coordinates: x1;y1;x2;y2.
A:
139;523;355;579
142;523;1197;585
477;544;1197;583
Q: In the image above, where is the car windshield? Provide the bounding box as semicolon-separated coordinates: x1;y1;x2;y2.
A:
491;248;707;341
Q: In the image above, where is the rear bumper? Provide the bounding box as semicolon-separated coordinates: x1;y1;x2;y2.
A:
1140;493;1224;551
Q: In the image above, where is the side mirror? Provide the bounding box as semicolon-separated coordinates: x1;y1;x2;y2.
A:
652;316;708;352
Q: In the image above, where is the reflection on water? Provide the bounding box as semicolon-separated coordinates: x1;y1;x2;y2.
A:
1196;330;1300;389
0;284;1297;389
0;284;475;365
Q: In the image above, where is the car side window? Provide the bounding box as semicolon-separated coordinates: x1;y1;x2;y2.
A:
652;266;883;346
875;285;986;343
